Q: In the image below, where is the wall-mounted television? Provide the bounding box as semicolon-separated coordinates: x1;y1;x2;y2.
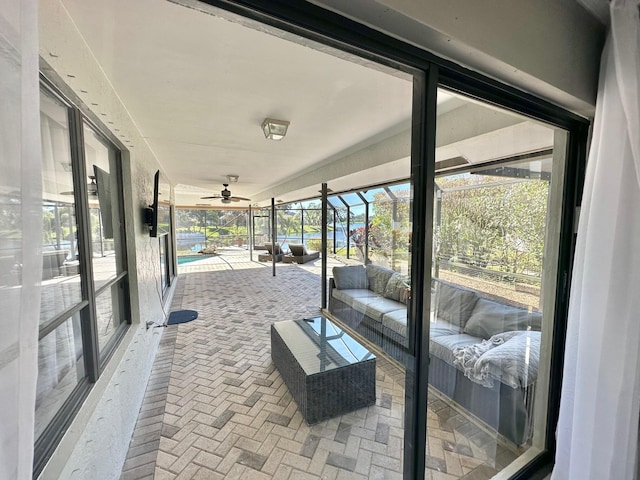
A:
144;170;160;237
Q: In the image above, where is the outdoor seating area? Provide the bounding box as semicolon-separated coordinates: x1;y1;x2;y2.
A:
20;1;607;478
120;249;522;479
328;264;540;444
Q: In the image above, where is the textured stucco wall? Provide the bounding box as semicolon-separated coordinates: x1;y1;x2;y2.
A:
37;2;170;478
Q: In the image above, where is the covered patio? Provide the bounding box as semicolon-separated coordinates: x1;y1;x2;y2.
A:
120;249;520;480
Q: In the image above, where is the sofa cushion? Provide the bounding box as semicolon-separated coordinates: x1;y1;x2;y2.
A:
332;288;378;306
463;298;543;339
352;296;404;322
332;266;368;290
429;319;463;338
366;264;396;295
289;244;308;256
430;333;481;367
381;309;408;337
435;280;480;328
384;273;411;304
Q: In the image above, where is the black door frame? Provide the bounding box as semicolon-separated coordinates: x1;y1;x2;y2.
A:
195;1;589;478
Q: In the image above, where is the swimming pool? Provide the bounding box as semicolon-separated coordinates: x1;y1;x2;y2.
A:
177;255;206;265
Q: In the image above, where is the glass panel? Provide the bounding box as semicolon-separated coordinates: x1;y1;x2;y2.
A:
301;201;322;252
339;192;363;206
176;209;211;253
157;174;171;236
314;63;412;479
96;278;126;352
327;196;343;208
273;316;374;372
34;313;85;441
39;90;82;326
251;211;271;249
160;234;167;293
361;186;388;202
367;184;411;272
428;88;566;477
300;199;319;209
326;205;336;255
277;205;302;251
83;123;124;290
223;210;248;247
328;198;350;259
347;203;366;262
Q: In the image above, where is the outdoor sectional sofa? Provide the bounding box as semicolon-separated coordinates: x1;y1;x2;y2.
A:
328;264;542;445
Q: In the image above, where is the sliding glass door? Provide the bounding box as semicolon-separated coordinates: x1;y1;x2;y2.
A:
423;88;570;478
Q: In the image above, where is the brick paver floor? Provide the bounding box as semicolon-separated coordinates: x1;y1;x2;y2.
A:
120;249;522;480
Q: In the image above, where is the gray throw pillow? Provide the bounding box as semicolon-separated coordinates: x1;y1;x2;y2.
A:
463;298;543;339
332;266;368;290
435;280;479;328
366;264;395;295
384;273;410;304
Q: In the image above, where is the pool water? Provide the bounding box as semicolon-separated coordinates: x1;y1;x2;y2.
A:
177;255;205;265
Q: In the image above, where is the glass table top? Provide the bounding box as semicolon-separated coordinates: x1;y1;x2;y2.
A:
272;316;375;375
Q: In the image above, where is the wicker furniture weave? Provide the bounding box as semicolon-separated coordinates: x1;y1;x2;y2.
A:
327;272;538;445
270;316;376;424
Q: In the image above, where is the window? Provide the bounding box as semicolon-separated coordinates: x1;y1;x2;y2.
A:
156;174;174;294
426;88;570;476
34;84;130;475
36;89;85;445
83;123;129;355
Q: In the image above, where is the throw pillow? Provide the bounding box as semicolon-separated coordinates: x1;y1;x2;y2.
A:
332;266;368;290
384;273;411;304
366;264;396;295
434;280;479;328
463;298;543;339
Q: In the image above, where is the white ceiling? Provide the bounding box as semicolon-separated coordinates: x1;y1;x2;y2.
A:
57;0;552;207
59;0;416;206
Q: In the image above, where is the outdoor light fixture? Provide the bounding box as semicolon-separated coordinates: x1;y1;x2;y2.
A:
261;118;289;140
226;174;239;183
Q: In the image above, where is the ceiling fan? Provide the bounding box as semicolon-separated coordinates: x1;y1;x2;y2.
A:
61;175;98;196
200;184;250;204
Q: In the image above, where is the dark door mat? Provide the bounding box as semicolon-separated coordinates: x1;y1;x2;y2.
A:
167;310;198;325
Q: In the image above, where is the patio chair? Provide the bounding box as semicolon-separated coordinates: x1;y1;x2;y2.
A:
258;242;284;262
283;244;320;264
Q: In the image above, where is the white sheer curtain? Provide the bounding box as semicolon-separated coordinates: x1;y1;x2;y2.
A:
0;0;42;479
552;1;640;479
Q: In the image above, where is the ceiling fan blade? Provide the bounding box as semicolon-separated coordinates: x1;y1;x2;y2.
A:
200;195;221;199
232;196;251;201
230;197;241;202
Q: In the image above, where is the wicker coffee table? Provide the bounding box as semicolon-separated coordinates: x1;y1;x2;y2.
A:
271;316;376;424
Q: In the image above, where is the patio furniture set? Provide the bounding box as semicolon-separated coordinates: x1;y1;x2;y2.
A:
326;263;541;445
258;242;320;264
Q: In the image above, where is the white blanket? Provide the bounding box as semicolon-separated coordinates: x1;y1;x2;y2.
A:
453;331;541;389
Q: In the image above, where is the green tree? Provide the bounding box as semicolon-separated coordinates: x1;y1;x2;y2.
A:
437;175;549;278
